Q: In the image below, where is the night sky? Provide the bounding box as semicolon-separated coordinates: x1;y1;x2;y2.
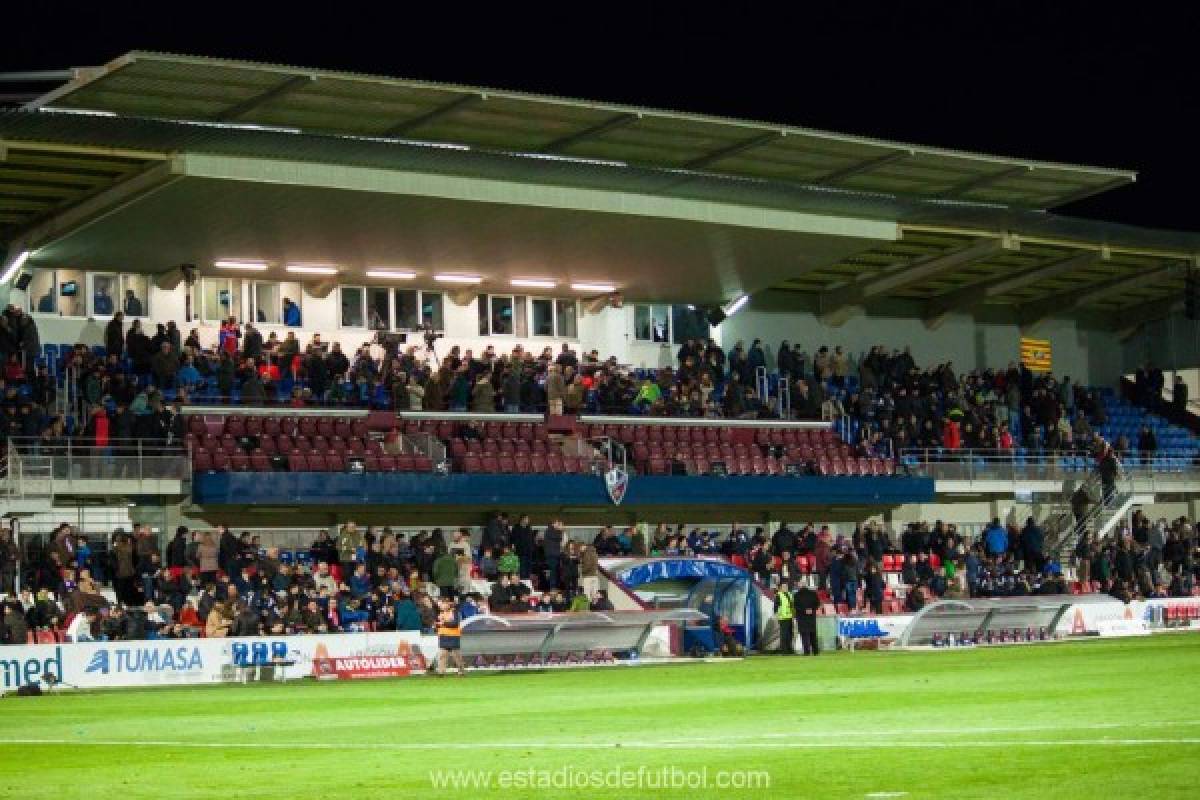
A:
3;6;1197;231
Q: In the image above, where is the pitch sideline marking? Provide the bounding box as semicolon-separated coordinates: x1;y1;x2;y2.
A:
2;737;1199;750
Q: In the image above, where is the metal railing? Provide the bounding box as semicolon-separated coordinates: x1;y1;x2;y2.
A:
902;447;1200;485
401;431;446;471
4;438;192;487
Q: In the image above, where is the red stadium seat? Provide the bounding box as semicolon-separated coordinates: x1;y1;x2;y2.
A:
250;450;271;471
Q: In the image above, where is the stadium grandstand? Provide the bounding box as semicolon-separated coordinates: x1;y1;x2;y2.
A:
2;48;1200;800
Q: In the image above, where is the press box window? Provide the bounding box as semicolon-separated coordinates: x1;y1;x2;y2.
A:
634;304;671;343
200;277;241;323
251;281;302;326
340;286;365;328
120;274;149;317
90;273;118;316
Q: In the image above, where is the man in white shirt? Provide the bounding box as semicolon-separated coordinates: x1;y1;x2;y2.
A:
66;609;97;642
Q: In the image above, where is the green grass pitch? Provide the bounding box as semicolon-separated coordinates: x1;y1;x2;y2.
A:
2;635;1198;799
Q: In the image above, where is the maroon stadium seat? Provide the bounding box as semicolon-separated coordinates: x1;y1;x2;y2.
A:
230;451;250;471
250;450;271;471
480;455;500;473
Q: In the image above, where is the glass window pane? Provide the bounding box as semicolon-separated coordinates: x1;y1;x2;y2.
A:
366;287;390;331
255;282;281;324
634;305;651;341
340;287;364;328
394;289;418;330
280;282;303;327
555;299;577;339
120;274;149;317
491;296;513;335
57;269;85;317
513;295;527;337
651;305;670;343
477;294;489;335
29;269;56;314
92;274;117;316
531;298;554;336
422;291;443;330
202;277;239;322
671;304;710;343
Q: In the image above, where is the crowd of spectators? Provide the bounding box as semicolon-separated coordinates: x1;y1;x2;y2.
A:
3;506;1198;646
1;302;1178;469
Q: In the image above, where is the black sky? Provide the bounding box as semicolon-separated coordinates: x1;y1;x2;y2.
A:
3;5;1198;231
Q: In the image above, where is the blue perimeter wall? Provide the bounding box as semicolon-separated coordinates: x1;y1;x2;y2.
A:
193;473;934;507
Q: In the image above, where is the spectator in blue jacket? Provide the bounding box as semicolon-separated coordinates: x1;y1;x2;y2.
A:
984;518;1008;556
283;298;302;327
348;564;372;598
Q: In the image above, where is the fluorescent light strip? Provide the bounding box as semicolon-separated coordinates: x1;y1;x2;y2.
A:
571;282;616;293
0;250;31;285
214;260;269;271
725;294;750;316
365;269;417;280
286;264;338;275
511;278;557;289
434;274;483;284
39;106;117;118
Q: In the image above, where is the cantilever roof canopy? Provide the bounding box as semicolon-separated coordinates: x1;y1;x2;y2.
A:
26;51;1135;211
0;53;1192;325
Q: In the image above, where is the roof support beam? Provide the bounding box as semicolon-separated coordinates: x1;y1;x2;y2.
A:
922;249;1103;329
682;131;782;170
215;75;315;121
1019;264;1174;332
1115;298;1185;341
1045;174;1138;209
540;113;640;153
942;165;1031;199
813;149;912;185
381;94;482;137
819;236;1015;327
10;157;183;253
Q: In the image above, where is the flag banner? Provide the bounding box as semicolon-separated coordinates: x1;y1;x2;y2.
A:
1020;337;1052;372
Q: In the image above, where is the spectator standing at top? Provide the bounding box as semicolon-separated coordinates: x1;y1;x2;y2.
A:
1172;375;1189;414
337;522;363;578
105;313;125;359
983;518;1008;557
